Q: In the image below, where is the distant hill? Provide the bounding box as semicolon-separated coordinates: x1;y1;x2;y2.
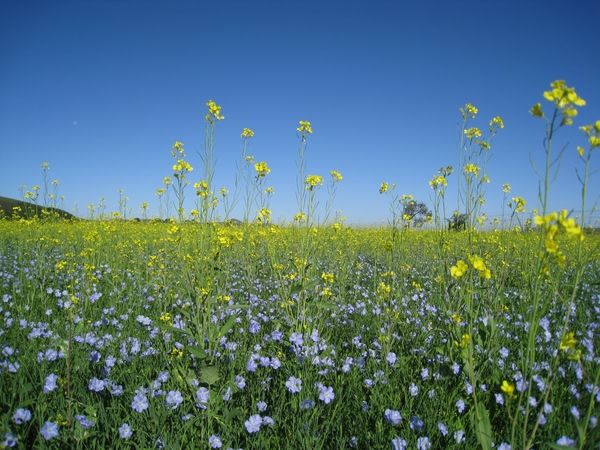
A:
0;196;76;219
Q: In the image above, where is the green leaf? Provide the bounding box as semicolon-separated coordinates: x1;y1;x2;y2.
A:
200;365;220;385
218;315;237;338
187;346;207;360
471;403;492;450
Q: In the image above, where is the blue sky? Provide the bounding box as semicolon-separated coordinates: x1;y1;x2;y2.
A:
1;0;599;224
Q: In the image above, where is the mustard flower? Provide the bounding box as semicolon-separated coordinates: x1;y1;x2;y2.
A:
205;100;224;122
254;161;271;178
379;182;389;194
330;170;343;182
297;120;313;134
464;127;482;139
241;128;255;138
460;103;478;119
305;175;323;190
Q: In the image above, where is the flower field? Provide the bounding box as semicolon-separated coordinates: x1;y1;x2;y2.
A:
1;81;599;449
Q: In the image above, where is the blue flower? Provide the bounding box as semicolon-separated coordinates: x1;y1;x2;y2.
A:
13;408;32;425
416;436;431;450
245;414;262;433
1;432;17;448
43;373;58;393
300;399;315;410
88;377;106;392
384;409;402;426
209;434;222;448
196;387;210;408
285;376;302;394
165;390;183;409
75;414;95;429
131;392;149;413
390;437;407;450
257;401;268;412
318;385;335;404
410;416;424;432
40;421;59;440
119;423;132;439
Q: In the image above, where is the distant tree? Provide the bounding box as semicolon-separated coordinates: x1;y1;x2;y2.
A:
402;200;432;228
448;211;468;231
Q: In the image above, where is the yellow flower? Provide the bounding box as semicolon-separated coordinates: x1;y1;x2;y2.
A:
297;120;313;134
511;196;526;213
330;170;343;182
559;331;576;351
377;281;392;297
173;159;193;174
205;100;224;122
463;163;480;177
172;141;185;156
460;103;478;119
450;260;468;279
305;175;323;190
163;176;172;186
256;208;271;223
429;175;447;190
464;127;482;139
241;128;255;138
254;161;271;178
502;183;511;193
321;272;334;284
293;212;306;222
490;116;504;129
530;102;544;117
379;181;389;194
468;255;491;279
459;333;471;348
500;380;516;399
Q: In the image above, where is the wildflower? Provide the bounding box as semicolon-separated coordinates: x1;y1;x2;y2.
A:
497;443;512;450
119;423;132;439
416;437;431;450
318;384;335;404
461;103;478;119
386;352;397;366
241;128;254;138
305;175;323;190
131;391;149;413
43;373;59;393
502;183;511;193
297;120;313;134
428;175;447;190
501;380;516;399
463;163;480;176
88;377;106;392
254;161;271;177
454;430;465;443
196;387;210;406
410;416;424;432
530;102;544;117
437;422;448;436
468;255;491;279
1;432;17;448
285;376;302;394
456;398;466;413
209;435;223;448
511;196;526;213
75;414;95;429
559;331;576;351
379;181;389;194
206;100;224;122
450;260;468;279
490;115;505;129
409;383;419;397
330;170;343;182
165;390;183;409
384;409;402;425
391;437;408;450
300;399;315;410
245;414;263;433
464;127;482;139
556;436;576;447
40;421;59;440
12;408;31;425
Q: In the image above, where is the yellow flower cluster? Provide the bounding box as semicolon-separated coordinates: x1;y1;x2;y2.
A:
502;183;511;193
321;272;334;283
531;80;586;126
460;103;478;119
330;170;343;182
511;196;526;213
500;380;516;399
428;175;447;190
463;163;480;177
464;127;482;139
163;176;172;186
256;208;271;223
194;180;209;198
205;100;224;122
241;128;255;138
172;159;193;174
297;120;313;134
377;281;392;297
171;141;185;157
579;120;600;149
559;331;581;361
379;181;389;194
254;161;271;178
305;175;323;190
450;256;491;279
534;210;583;266
489;116;504;129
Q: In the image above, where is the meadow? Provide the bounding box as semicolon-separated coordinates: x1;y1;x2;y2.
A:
0;81;599;449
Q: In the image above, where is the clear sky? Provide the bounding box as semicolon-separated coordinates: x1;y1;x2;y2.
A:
1;0;599;225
